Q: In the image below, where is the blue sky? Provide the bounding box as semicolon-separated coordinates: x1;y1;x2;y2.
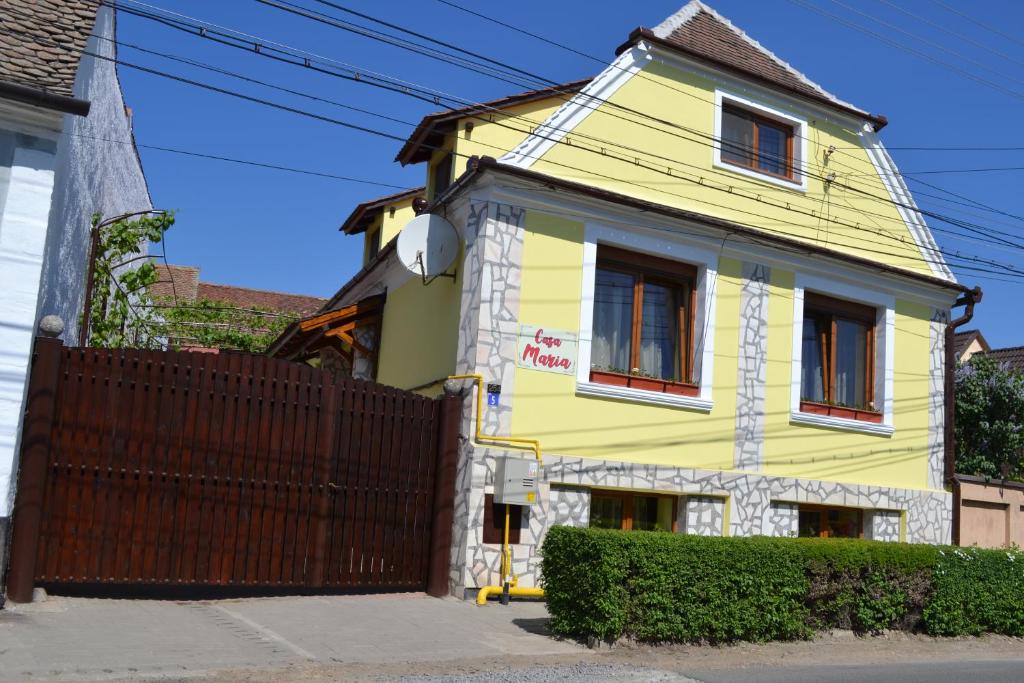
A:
115;0;1024;348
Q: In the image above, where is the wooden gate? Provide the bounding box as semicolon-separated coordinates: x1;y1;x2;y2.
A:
4;338;460;601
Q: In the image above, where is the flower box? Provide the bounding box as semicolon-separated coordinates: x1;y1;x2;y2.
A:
590;370;700;397
800;400;883;424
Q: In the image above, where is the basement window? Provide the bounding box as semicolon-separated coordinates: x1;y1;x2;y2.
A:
800;292;880;422
589;491;677;532
589;245;698;396
798;505;863;539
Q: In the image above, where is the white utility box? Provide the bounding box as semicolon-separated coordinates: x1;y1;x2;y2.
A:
493;456;540;506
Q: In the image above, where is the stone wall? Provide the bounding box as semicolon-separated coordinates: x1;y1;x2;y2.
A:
734;262;770;471
447;445;952;595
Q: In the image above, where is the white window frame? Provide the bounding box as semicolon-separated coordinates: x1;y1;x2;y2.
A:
790;273;895;436
576;221;718;411
713;89;809;192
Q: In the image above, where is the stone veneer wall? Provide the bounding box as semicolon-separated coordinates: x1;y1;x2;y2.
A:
447;446;952;595
442;198;953;597
928;309;948;490
734;262;770;471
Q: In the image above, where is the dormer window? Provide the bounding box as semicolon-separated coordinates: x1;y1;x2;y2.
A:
713;91;807;191
721;104;794;180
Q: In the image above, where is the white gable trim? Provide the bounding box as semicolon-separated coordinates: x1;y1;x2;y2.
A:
861;126;954;282
499;45;650;169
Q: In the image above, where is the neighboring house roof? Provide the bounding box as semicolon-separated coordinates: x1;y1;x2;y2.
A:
152;264;326;317
395;78;592;165
0;0;98;113
618;1;886;130
339;186;424;235
984;346;1024;373
953;329;990;361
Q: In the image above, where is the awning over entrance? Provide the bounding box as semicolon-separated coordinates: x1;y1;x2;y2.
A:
268;294;384;364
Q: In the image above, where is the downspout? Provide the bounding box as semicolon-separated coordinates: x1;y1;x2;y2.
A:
945;286;982;546
446;374;545;605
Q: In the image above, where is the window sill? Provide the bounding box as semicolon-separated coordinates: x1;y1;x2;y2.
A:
589;370;699;397
577;381;712;412
800;400;882;424
790;410;894;436
713;159;807;192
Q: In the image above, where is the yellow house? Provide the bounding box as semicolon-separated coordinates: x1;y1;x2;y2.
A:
270;1;978;597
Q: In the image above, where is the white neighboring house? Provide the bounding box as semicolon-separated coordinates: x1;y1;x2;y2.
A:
0;0;151;551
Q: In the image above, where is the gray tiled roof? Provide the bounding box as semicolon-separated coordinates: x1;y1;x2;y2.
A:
0;0;100;97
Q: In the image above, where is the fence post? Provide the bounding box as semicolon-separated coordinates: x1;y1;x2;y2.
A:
427;391;461;597
5;336;63;603
306;375;337;588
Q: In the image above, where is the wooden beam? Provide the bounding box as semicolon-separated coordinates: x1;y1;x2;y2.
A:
298;295;384;332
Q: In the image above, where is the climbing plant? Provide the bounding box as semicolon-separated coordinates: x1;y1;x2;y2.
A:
84;211;175;348
149;298;296;353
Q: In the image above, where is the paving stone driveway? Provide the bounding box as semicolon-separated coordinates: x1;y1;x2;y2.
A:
0;593;580;681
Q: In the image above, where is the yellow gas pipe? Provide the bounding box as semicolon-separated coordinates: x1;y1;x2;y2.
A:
446;374;545;605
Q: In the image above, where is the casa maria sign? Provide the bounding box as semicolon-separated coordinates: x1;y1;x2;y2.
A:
516;324;578;375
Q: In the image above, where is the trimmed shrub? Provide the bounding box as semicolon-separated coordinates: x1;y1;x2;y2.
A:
924;547;1024;636
542;527;808;643
793;538;936;633
540;527;1024;643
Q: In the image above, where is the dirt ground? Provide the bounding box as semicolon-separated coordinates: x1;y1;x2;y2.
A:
181;631;1024;682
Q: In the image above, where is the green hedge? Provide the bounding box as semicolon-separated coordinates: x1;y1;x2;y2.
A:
540;526;1024;643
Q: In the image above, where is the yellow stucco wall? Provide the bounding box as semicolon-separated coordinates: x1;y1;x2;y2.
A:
528;60;932;276
510;210;936;490
375;267;462;392
511;210;741;471
759;269;934;489
454;99;566;166
362;197;419;266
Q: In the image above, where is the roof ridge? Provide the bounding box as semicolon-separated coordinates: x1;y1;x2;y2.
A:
651;1;864;116
986;345;1024;353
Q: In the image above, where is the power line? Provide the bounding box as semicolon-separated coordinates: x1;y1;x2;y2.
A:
71;131;409;189
927;0;1024;51
820;0;1024;86
66;34;1016;274
90;4;1020;274
870;0;1024;70
785;0;1024;102
227;0;1024;251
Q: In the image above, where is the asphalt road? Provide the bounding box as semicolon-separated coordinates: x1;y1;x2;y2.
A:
686;659;1024;683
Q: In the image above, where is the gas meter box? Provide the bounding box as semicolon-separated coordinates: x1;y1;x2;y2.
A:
494;456;540;506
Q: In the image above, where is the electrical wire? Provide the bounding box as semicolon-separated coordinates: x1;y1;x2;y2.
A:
75;1;1019;274
43;31;1018;277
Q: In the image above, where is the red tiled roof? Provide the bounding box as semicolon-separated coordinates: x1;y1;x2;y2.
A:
619;1;885;129
982;346;1024;373
196;282;326;318
151;264;326;317
395;78;592;165
0;0;99;97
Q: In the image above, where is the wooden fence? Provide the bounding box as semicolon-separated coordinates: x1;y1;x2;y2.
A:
5;338;460;602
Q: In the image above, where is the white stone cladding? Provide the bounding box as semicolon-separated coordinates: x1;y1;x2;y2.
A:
443;194;955;598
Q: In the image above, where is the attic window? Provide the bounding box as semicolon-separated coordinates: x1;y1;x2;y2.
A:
431;152;454;198
720;104;794;181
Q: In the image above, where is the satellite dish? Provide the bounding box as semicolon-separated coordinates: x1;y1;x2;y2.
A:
396;213;459;284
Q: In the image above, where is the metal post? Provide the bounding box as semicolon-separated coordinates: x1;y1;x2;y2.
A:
79;225;100;345
5;336;63;603
426;392;461;597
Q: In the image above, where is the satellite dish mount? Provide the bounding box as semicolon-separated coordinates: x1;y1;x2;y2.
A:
397;213;459;285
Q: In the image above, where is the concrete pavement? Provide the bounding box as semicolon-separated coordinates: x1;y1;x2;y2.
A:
3;592;1024;682
0;592;580;681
